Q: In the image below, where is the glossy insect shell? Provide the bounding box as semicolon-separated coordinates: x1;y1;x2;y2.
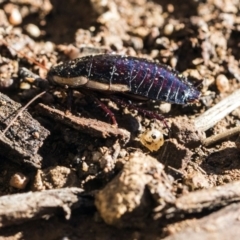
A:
47;54;200;105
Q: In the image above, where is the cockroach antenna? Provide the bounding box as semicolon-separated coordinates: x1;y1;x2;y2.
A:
0;39;49;71
1;91;46;136
0;39;48;135
194;79;204;89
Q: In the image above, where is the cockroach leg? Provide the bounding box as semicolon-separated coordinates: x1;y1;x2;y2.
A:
66;88;73;112
110;96;170;131
91;95;117;126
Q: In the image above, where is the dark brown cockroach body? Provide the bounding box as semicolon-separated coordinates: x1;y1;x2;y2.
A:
47;54;200;105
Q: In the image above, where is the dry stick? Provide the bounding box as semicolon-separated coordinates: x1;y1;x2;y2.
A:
37;103;130;141
154;180;240;219
0;187;94;228
162;203;240;240
203;125;240;147
195;89;240;132
1;91;46;135
194;89;240;146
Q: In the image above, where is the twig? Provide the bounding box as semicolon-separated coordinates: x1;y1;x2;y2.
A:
0;187;94;228
163;203;240;240
194;89;240;132
154;180;240;219
37;103;130;141
203;125;240;147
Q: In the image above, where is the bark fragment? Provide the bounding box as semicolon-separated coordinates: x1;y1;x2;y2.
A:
0;92;50;168
0;187;94;228
37;103;130;142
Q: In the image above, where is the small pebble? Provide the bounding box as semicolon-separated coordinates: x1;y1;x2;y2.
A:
82;162;89;172
150;49;159;59
8;8;22;26
163;23;174;35
188;69;201;79
167;4;174;13
44;41;55;53
92;151;102;162
25;24;41;38
32;131;40;139
170;56;178;68
20;82;31;90
130;37;143;50
216;74;229;93
10;172;29;189
99;154;114;171
192;58;204;65
0;77;14;88
118;148;128;158
159;102;171;113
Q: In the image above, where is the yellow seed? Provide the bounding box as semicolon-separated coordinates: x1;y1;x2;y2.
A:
139;129;164;152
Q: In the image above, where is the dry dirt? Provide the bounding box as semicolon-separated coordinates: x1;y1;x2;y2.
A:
0;0;240;239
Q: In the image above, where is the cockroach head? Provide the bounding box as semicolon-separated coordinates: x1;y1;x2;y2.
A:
47;62;89;88
46;65;59;85
184;86;201;104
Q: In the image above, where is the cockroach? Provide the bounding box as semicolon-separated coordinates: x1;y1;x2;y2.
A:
1;41;201;133
46;54;200;129
47;54;201;105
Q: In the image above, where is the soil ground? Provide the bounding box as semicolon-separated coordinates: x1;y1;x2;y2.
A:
0;0;240;239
